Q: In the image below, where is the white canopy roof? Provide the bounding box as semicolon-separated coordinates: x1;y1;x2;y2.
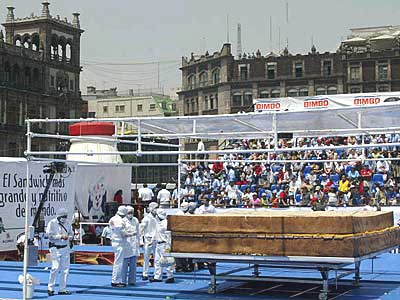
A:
28;104;399;140
127;104;400;139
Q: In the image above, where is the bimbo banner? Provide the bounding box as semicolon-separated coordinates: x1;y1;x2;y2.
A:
0;159;76;252
254;92;400;112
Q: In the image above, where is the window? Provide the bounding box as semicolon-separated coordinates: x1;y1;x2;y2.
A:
204;96;208;110
149;104;156;111
378;85;389;92
69;80;74;90
377;62;389;80
199;71;208;87
215;94;218;109
212;68;220;84
161;102;167;110
239;65;248;80
232;92;242;106
244;92;253;106
88;112;96;118
103;105;108;113
115;105;125;113
299;88;308;96
185;99;190;113
271;89;280;98
327;86;338;95
294;62;303;78
350;87;361;93
323;61;332;76
316;87;326;95
190;99;195;112
287;89;298;97
187;74;196;89
260;91;270;98
137;104;143;112
349;63;361;81
266;62;277;79
209;95;214;109
50;76;55;87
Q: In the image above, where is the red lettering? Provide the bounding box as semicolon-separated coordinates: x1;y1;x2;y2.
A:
353;97;380;105
304;100;329;108
255;102;281;110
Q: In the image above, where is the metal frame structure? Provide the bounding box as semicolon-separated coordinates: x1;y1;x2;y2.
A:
20;103;400;299
169;247;398;300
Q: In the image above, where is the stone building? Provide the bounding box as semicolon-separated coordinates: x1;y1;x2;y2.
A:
178;25;400;116
0;2;84;157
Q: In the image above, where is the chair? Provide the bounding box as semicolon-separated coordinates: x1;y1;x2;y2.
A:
372;173;384;184
303;166;312;174
240;185;248;192
250;184;256;193
295;194;302;203
330;174;340;183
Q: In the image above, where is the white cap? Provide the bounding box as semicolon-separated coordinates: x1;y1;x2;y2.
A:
126;206;134;213
57;208;68;218
156;208;167;220
181;202;189;211
117;206;128;216
148;202;159;212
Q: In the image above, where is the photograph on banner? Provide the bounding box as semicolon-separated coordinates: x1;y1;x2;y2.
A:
0;159;76;252
74;164;131;222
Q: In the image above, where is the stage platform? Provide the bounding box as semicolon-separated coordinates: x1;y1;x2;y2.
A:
0;252;400;299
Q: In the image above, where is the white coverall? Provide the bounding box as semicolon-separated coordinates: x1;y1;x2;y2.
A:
46;218;73;293
153;218;174;280
109;214;129;284
140;212;158;277
121;216;140;284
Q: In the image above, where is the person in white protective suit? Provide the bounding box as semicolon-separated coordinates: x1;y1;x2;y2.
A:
121;206;140;285
109;206;130;287
47;208;73;296
140;202;158;280
175;201;189;215
150;208;175;283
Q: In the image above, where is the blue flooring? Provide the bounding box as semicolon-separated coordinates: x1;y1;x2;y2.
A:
0;253;400;300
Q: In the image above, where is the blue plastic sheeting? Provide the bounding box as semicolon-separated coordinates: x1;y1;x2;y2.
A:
0;252;400;300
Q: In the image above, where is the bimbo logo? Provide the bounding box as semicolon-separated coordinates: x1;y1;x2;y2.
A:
353;97;380;105
255;102;281;111
304;99;329;109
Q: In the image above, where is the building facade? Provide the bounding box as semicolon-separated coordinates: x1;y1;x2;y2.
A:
0;2;84;157
178;26;400;116
86;87;177;120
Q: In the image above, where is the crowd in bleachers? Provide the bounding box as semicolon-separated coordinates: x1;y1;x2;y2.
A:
176;134;400;209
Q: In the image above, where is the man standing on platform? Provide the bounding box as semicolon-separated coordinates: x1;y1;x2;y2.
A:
150;208;175;283
157;184;171;208
109;206;129;287
138;184;154;209
122;206;140;286
47;208;73;296
140;202;159;280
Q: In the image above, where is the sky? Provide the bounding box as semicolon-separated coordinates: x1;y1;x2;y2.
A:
1;0;400;95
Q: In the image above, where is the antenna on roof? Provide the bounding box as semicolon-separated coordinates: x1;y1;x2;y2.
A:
286;1;289;24
237;23;242;58
226;14;230;43
278;26;281;53
269;16;272;52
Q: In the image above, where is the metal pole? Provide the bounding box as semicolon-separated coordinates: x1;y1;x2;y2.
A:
137;119;142;155
22;120;32;300
177;138;181;208
22;157;30;300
